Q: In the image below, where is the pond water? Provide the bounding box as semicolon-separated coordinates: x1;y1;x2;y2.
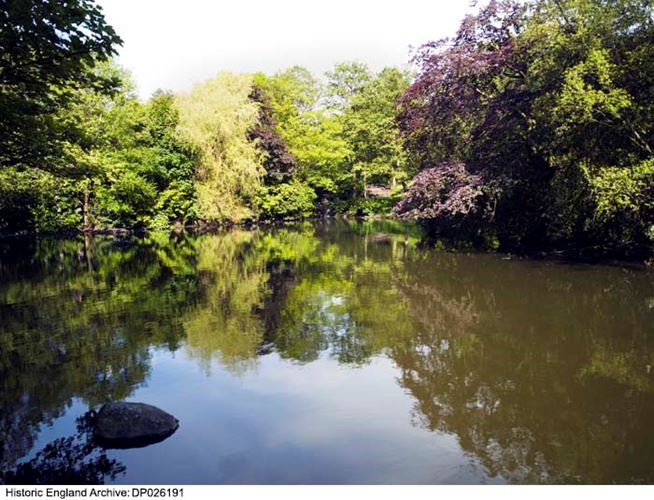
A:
1;220;653;484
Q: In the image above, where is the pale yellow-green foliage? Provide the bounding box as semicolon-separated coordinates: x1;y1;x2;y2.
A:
586;159;654;221
554;48;632;136
183;232;267;374
579;342;654;393
175;72;264;223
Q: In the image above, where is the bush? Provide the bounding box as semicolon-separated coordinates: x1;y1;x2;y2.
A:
585;160;654;256
256;181;317;220
393;163;498;227
0;168;82;232
95;170;157;228
348;197;400;217
154;180;197;225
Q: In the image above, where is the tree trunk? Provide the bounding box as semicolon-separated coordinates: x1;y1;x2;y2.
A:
82;179;91;232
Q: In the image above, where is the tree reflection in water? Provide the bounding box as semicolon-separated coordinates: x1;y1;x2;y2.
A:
391;253;654;483
1;412;125;485
1;221;653;483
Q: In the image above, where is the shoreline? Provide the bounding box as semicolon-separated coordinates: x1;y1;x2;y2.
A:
0;218;651;270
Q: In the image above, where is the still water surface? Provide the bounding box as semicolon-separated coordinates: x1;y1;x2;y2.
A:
1;221;653;484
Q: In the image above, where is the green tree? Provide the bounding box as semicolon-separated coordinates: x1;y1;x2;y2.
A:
176;73;263;223
254;68;352;206
343;67;411;198
0;0;122;169
62;64;196;230
524;0;654;255
325;61;372;111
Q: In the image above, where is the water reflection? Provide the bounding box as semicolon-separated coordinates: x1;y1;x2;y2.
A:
0;221;653;484
393;255;654;483
1;413;125;485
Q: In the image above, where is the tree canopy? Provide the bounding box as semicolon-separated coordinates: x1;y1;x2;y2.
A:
1;0;653;261
0;0;122;168
395;0;654;259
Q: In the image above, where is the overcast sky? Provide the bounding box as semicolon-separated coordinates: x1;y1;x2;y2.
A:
98;0;475;99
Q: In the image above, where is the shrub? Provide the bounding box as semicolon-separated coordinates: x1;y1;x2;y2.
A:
256;181;317;220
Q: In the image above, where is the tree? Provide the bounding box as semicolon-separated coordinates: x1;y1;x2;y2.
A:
392;162;499;245
56;64;196;230
396;0;654;258
248;84;297;183
176;73;263;223
0;0;122;168
0;61;199;233
254;68;351;206
325;61;372;111
524;0;654;254
343;67;411;197
0;61;134;232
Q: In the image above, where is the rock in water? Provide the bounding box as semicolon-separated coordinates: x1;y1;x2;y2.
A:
94;402;179;449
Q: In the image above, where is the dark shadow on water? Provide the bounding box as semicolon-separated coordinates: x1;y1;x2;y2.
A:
0;412;126;485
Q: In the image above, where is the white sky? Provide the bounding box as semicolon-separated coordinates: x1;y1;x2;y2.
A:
98;0;475;99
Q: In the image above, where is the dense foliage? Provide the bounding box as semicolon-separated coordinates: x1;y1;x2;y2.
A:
1;0;653;260
0;0;121;169
175;73;263;223
252;64;411;217
0;0;408;230
394;0;654;259
0;64;197;232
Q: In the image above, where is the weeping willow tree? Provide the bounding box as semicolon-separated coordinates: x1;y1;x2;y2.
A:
176;73;264;223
